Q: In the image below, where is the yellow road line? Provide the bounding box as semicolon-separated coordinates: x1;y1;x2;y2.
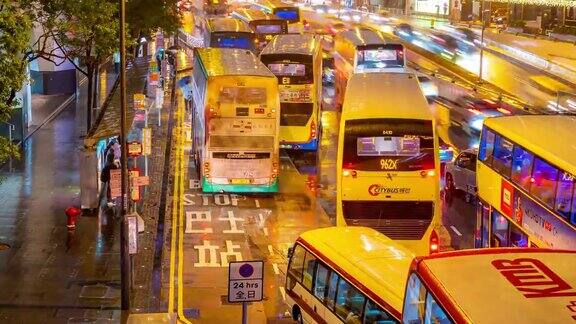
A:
168;90;182;314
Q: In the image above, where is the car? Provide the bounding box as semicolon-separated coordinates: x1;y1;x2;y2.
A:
444;149;478;202
312;4;329;14
417;75;439;99
393;23;414;38
453;95;510;135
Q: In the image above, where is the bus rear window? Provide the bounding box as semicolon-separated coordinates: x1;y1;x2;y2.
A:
344;119;435;171
356;45;404;71
211;33;254;50
219;87;267;105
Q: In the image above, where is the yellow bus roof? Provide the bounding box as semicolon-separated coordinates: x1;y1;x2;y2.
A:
260;34;320;56
483;115;576;175
257;0;295;9
232;8;280;21
298;227;414;316
342;73;432;120
335;28;389;47
206;17;252;33
416;249;576;323
194;48;275;78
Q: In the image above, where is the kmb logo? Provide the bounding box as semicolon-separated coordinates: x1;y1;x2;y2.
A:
492;258;576;298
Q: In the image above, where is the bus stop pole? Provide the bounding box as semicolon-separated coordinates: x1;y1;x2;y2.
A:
242;302;247;324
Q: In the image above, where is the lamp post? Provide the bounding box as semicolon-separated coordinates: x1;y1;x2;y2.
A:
119;0;130;311
478;7;490;83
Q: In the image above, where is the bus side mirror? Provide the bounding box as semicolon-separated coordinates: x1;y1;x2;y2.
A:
287;246;294;259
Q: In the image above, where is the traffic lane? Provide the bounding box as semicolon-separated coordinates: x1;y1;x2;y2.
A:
179;157;331;322
441;191;476;250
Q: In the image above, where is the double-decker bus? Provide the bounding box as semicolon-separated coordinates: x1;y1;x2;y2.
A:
336;73;441;256
402;248;576;323
251;0;303;33
333;28;405;109
204;0;227;15
190;48;280;193
260;34;322;151
203;18;256;51
286;226;414;323
231;8;288;51
476;115;576;250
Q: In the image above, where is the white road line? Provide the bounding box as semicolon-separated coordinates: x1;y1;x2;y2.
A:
450;225;463;236
258;213;265;227
272;263;280;275
255;199;260;208
268;245;274;255
263;228;269;236
279;286;286;302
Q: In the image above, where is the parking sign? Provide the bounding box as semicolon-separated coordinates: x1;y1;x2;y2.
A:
228;261;264;303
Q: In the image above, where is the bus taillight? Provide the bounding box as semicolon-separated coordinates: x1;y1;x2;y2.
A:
203;162;210;176
310;121;317;139
342;169;357;178
420;170;436;177
272;162;278;178
430;229;439;254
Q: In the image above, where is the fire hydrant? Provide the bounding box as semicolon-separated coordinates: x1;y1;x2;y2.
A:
65;206;82;230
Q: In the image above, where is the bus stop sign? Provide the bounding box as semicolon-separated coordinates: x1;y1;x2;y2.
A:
228;261;264;303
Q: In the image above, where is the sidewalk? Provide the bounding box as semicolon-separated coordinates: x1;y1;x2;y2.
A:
0;56;148;323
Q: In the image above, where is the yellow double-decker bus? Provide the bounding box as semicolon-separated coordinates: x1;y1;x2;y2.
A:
190;48;280;193
336;72;441;256
251;0;303;33
476;115;576;249
286;226;413;323
260;34;322;151
231;8;288;51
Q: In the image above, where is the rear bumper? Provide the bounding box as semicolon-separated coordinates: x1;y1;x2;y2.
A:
202;178;278;193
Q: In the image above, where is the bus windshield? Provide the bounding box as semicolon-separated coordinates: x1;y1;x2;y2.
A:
211;33;254;50
343;119;435;171
274;8;299;23
356;45;404;71
279;103;313;126
219;87;267;105
254;23;283;34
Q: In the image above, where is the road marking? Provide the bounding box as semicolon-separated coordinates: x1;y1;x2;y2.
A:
268;245;274;255
272;263;280;275
450;225;463;236
255;199;260;208
263;228;269;236
258;213;265;227
168;90;181;314
279;286;286;302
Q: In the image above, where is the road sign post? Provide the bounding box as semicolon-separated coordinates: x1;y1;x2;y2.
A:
228;260;264;324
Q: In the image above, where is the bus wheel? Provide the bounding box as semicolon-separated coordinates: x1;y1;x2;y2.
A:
445;173;455;193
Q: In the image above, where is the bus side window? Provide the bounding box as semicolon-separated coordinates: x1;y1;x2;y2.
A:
424;292;452;324
334;279;365;324
402;273;427;324
302;250;317;290
325;271;340;311
478;128;495;165
492;134;513;177
287;244;306;290
363;299;398;324
314;262;330;301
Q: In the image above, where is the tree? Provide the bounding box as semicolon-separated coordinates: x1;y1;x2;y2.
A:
39;0;121;131
127;0;181;39
0;0;32;164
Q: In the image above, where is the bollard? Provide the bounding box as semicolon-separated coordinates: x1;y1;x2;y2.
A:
65;206;82;230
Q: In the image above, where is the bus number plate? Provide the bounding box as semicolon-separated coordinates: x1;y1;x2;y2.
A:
230;179;251;184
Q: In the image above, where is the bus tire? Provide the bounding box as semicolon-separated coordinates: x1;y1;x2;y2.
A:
445;173;455;193
292;306;303;324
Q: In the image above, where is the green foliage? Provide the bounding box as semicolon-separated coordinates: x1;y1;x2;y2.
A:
0;0;31;164
552;25;576;36
127;0;181;38
509;20;526;29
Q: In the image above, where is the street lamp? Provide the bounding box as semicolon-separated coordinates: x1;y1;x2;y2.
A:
478;7;491;83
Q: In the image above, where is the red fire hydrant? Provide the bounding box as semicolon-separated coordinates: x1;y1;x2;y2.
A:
65;206;82;230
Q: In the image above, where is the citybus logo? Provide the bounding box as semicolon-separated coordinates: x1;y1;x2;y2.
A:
492;258;576;298
368;184;410;196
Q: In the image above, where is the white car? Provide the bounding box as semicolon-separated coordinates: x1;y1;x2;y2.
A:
444;149;477;202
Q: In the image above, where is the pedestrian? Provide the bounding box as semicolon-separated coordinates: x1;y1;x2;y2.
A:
113;50;120;74
156;48;165;73
100;153;119;208
443;2;448;16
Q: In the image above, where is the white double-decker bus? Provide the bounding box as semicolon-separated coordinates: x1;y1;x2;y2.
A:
336;73;441;256
333;28;405;109
190;48;280;193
